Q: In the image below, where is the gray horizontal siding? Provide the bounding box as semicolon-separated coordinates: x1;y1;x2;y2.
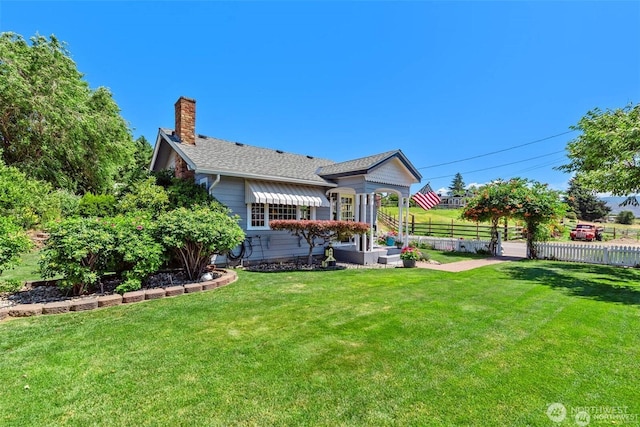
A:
206;175;333;263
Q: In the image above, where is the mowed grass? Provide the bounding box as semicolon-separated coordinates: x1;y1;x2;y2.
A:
1;251;44;283
1;261;639;426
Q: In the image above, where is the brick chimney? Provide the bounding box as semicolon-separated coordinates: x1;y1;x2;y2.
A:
173;96;196;179
174;96;196;145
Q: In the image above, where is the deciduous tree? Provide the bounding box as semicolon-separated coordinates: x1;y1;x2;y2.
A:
558;104;640;199
270;220;370;265
0;32;135;194
462;178;566;258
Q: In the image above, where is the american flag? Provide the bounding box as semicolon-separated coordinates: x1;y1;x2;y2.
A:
412;183;441;211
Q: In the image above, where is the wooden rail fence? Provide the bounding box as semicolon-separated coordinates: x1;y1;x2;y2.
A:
378;210;523;241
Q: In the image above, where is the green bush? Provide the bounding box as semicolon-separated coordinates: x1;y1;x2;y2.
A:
0;157;55;229
153;170;218;209
0;217;33;287
40;217;114;295
108;215;164;293
157;204;245;280
40;215;163;295
78;193;116;217
616;210;635;225
117;177;169;216
565;211;578;220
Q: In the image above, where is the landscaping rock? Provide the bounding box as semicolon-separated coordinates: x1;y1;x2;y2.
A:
122;291;145;304
98;294;123;308
145;288;165;300
0;307;8;320
9;304;43;317
184;283;202;293
201;280;219;291
43;301;70;315
70;298;98;312
165;285;185;297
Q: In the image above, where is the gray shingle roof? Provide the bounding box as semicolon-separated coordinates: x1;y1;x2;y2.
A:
160;129;335;185
317;150;400;176
318;149;421;181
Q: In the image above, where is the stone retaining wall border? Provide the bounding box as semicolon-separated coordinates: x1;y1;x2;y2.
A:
1;269;237;322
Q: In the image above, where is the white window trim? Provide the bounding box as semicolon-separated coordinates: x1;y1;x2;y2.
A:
247;203;316;230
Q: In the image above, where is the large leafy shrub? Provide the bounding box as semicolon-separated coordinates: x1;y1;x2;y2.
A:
153;170;215;208
40;217;114;295
117;176;169;216
157;204;245;280
40;215;163;295
78;193;117;217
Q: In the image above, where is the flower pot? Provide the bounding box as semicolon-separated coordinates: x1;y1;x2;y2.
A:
386;237;395;246
402;259;416;268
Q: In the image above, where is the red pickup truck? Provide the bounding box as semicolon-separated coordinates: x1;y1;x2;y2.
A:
570;223;603;241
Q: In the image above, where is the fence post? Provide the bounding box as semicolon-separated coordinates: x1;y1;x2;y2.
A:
603;246;609;265
503;218;508;241
497;231;502;257
476;222;479;240
411;214;415;234
451;219;454;238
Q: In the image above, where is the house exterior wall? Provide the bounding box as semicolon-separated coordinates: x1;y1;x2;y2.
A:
201;174;333;264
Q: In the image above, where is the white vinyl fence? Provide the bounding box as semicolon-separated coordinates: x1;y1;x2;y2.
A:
408;236;499;255
535;243;640;267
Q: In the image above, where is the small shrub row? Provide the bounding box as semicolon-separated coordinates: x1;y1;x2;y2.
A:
39;203;245;295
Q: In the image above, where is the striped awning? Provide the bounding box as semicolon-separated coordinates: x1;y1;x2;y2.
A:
246;181;330;207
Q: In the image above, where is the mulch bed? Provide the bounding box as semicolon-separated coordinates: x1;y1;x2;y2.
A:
1;269;224;308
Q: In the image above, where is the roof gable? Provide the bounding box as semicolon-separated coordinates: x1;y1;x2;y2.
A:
318;150;422;182
153;129;336;186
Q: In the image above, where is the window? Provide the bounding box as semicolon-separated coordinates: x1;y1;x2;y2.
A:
250;204;266;228
269;204;297;220
340;196;354;221
299;206;311;220
248;204;315;230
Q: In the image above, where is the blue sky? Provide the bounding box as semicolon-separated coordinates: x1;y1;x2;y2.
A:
1;1;639;194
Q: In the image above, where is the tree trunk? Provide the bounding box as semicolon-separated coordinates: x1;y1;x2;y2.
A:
488;218;500;256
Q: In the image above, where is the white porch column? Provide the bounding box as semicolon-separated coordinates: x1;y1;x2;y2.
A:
397;197;403;242
369;192;375;252
404;197;410;246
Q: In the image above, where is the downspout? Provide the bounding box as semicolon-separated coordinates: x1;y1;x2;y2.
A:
208;174;221;196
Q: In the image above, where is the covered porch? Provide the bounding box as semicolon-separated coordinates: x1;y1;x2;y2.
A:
326;187;415;265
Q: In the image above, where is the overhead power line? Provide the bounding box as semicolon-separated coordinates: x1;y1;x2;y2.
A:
417;130;575;170
423;150;566;180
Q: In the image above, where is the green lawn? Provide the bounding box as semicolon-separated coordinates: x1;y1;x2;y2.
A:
1;251;43;283
1;261;638;426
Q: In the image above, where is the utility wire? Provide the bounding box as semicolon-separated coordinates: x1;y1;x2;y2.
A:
424;150;566;180
417;130;575;169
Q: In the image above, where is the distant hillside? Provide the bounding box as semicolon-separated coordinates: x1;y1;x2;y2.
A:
600;196;640;217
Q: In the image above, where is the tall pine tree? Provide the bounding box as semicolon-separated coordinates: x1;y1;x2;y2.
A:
449;173;466;196
564;178;611;221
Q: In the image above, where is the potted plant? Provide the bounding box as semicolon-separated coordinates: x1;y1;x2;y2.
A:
400;246;421;268
384;230;398;246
